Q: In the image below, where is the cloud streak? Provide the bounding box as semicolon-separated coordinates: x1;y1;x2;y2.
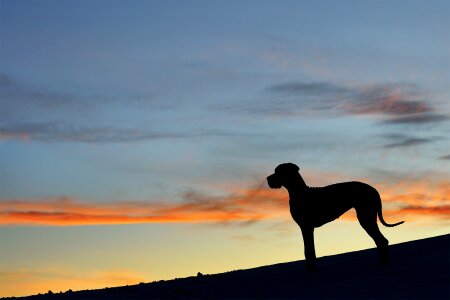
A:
0;74;158;117
255;81;448;125
382;113;449;124
0;74;187;143
381;133;436;148
0;122;189;143
3;75;447;144
266;82;349;97
395;205;450;217
342;84;431;116
1;177;449;226
0;74;75;111
0;187;287;226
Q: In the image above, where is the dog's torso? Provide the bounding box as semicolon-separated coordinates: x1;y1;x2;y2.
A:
289;181;378;228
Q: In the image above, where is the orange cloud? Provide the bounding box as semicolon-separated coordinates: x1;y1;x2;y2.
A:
339;204;450;222
376;178;450;209
395;205;450;218
0;188;287;226
1;178;449;226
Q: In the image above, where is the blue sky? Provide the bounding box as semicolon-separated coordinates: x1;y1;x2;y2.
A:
1;0;449;297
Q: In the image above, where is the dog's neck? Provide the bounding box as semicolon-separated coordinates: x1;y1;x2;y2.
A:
284;173;309;198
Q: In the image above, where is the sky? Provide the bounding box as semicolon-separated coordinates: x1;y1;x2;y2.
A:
1;0;449;297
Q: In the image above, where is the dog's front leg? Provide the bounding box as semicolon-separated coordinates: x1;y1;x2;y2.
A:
301;226;316;271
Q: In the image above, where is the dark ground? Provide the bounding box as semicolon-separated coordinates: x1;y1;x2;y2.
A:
6;234;449;300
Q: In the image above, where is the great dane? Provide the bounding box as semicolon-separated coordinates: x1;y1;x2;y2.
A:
267;163;404;270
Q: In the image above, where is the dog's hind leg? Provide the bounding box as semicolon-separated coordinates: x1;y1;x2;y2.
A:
356;209;389;264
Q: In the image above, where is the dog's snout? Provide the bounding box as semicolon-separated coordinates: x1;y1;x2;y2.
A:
267;173;282;189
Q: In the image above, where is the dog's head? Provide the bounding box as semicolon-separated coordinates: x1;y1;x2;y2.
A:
267;163;300;189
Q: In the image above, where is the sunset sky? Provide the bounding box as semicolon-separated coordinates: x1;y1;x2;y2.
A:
1;0;449;297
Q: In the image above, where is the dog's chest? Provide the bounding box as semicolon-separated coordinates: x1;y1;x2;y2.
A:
289;199;306;224
288;191;332;226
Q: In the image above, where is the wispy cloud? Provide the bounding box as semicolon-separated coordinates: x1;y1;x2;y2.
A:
0;74;185;143
0;122;189;143
439;154;450;160
395;205;450;218
342;83;431;116
337;176;450;222
0;186;287;226
266;82;349;97
0;74;72;106
380;133;436;148
0;74;158;116
382;113;449;124
381;183;450;208
233;81;448;125
0;75;249;143
383;138;432;148
1;176;449;226
0;122;246;143
339;204;450;222
0;74;82;124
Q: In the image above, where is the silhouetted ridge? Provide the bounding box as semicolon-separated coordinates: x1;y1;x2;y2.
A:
6;234;449;300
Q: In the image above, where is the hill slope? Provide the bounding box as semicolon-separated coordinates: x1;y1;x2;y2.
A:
9;234;449;300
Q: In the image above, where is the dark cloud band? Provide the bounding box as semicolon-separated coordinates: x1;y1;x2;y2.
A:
263;81;447;125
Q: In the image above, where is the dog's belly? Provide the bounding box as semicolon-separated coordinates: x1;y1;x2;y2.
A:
312;204;353;227
290;204;352;227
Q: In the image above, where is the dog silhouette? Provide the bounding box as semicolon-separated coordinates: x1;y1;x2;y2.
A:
267;163;404;270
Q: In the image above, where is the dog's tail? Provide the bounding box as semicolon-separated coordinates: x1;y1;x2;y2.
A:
378;204;405;227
